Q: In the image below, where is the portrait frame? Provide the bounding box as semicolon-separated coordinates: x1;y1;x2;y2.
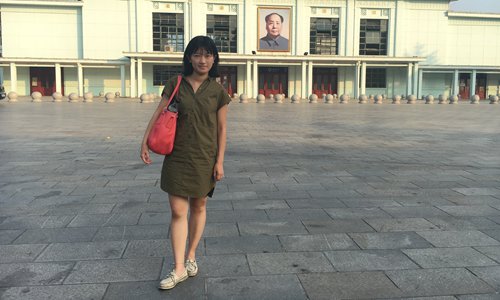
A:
257;6;291;52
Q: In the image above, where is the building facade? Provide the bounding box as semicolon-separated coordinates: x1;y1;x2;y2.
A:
0;0;499;100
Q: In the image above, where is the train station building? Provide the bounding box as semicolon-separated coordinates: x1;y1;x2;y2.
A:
0;0;499;100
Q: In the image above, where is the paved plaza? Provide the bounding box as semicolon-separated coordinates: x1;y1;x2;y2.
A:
1;97;500;299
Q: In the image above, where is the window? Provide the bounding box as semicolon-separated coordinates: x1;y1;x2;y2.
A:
153;65;183;86
207;15;237;53
359;19;387;55
152;13;184;52
310;18;339;55
366;68;386;88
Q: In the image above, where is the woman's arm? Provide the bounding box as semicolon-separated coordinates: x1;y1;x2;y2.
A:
213;104;228;180
140;98;169;164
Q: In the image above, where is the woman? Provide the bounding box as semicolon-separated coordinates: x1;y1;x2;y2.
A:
140;36;231;290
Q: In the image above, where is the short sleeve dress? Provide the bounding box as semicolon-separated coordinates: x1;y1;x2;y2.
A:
159;76;231;198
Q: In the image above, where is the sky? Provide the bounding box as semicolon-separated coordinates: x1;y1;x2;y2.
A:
449;0;500;13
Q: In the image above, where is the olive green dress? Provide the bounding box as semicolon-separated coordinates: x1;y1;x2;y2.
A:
160;76;231;198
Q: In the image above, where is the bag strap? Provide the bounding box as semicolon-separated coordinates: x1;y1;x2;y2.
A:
165;75;182;109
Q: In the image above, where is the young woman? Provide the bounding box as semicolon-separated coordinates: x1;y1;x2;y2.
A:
140;36;231;290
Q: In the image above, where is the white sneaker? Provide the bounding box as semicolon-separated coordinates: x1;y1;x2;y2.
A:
185;259;198;277
159;269;188;290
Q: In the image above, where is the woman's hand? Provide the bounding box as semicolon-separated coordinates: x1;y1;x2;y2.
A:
141;143;152;164
213;162;224;181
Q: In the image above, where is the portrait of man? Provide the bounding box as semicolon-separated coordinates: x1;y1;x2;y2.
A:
257;7;291;52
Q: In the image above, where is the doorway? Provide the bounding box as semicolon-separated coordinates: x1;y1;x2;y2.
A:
458;73;487;100
218;66;237;96
258;67;288;98
313;68;337;97
30;67;60;96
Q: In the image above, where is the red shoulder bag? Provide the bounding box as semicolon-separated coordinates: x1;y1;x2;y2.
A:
147;75;182;155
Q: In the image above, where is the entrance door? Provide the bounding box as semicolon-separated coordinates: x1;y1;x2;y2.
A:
312;68;337;97
30;67;57;96
218;66;237;96
458;73;470;100
258;67;288;98
476;73;487;99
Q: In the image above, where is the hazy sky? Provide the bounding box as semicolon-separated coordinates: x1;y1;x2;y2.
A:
449;0;500;13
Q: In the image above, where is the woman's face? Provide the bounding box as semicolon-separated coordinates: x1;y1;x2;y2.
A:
189;48;215;76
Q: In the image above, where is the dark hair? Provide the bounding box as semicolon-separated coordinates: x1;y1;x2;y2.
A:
183;36;220;77
265;12;284;23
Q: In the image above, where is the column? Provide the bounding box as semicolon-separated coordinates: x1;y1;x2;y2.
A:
470;70;477;98
55;63;62;94
120;65;126;97
413;63;419;96
453;69;459;97
246;60;252;96
252;60;258;98
137;58;143;96
130;58;136;98
407;63;413;96
307;61;313;97
417;69;423;100
9;63;17;92
301;61;307;99
354;62;360;99
77;63;84;96
360;62;367;96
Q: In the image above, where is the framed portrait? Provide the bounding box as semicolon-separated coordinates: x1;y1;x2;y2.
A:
257;6;291;52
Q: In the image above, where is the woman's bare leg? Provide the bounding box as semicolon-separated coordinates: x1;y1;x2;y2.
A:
169;194;189;275
186;196;207;260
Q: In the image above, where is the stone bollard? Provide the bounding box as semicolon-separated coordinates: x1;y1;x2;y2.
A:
438;94;446;104
407;95;416;104
83;92;93;103
7;92;18;102
269;94;274;102
309;94;318;103
358;94;368;104
374;94;383;104
333;94;338;103
490;95;499;104
99;91;105;97
239;94;248;103
392;95;401;104
425;95;435;104
325;94;334;104
115;91;121;98
68;93;79;102
368;94;374;103
449;95;458;104
291;94;300;104
52;92;63;102
105;92;115;103
470;94;480;104
233;93;238;100
140;93;151;103
274;94;283;104
321;94;326;103
31;91;43;102
340;94;350;104
256;94;265;104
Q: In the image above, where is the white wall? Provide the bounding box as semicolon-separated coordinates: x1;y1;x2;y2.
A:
447;19;500;66
1;6;82;58
421;72;453;97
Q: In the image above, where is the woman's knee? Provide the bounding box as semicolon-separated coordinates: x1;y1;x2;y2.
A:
190;197;207;213
169;195;189;219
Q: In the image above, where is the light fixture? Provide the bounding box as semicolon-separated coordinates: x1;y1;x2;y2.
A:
304;52;308;56
252;50;256;55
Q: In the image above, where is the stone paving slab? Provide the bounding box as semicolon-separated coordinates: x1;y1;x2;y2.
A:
2;101;500;299
0;284;108;300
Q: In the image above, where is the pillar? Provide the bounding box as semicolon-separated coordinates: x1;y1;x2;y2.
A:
453;69;459;97
246;60;252;96
307;61;313;97
301;61;307;99
407;63;413;96
120;65;126;97
77;63;84;97
471;70;477;98
55;63;62;94
137;58;143;96
354;62;360;99
252;60;258;98
360;62;367;96
130;58;136;98
417;69;423;100
9;63;17;93
413;63;419;96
